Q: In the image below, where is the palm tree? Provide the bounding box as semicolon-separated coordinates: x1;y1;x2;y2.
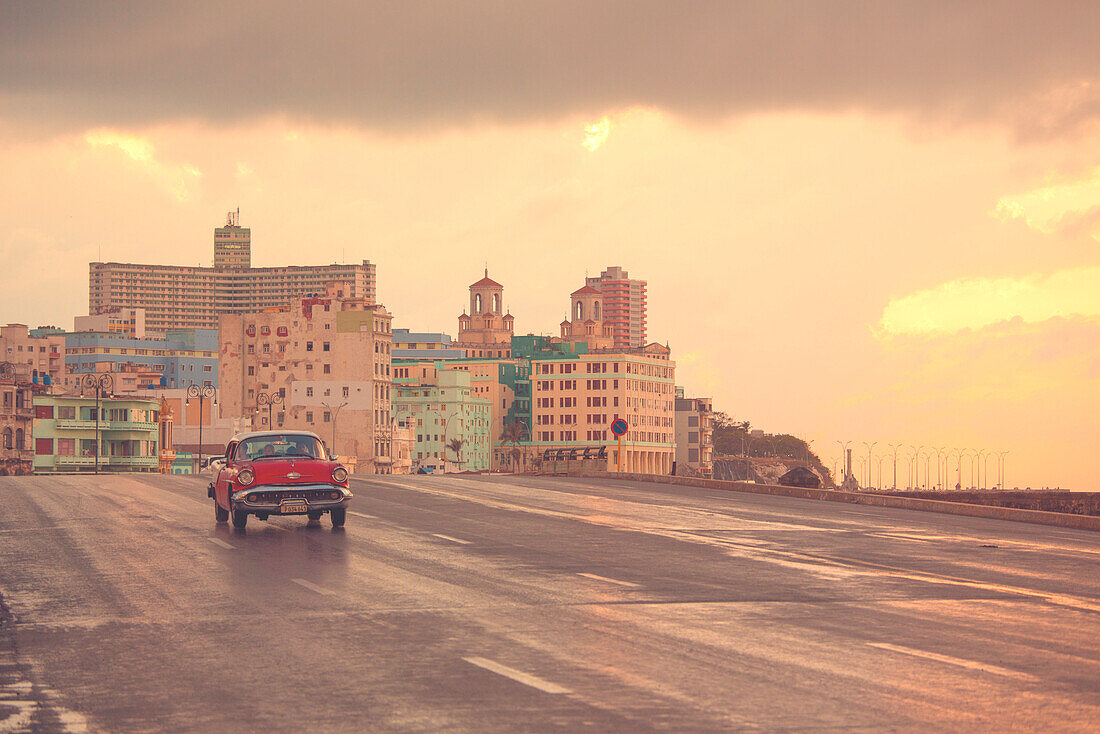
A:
500;421;526;471
447;437;465;470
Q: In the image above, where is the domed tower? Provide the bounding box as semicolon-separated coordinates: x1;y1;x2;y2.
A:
558;284;614;348
455;270;514;357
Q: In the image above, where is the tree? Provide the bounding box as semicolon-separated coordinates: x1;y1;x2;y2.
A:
446;437;465;469
500;421;526;471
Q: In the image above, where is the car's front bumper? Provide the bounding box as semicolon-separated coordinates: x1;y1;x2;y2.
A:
230;483;353;514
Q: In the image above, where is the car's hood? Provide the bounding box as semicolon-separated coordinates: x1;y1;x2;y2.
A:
240;458;339;486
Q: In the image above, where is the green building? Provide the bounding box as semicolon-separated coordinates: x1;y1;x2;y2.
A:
394;369;491;472
32;395;160;473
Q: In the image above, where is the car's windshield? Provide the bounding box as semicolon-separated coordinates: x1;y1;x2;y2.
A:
234;434;325;461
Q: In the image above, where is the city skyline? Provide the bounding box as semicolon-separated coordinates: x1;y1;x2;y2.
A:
2;4;1098;491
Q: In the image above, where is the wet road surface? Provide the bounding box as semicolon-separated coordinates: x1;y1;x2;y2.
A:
1;473;1099;732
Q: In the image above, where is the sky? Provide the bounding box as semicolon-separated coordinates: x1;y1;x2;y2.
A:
2;2;1098;490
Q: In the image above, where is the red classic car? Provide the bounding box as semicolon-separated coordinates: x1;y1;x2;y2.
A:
209;430;352;529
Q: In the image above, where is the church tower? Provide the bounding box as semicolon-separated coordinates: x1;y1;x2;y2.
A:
557;284;614;349
455;270;514;358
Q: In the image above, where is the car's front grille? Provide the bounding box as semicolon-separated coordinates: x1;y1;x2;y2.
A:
248;488;340;503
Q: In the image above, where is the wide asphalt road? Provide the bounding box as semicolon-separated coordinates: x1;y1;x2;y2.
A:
1;472;1098;732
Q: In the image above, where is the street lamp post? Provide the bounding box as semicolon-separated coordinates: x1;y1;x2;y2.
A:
322;401;348;458
187;384;216;473
862;441;878;489
80;373;114;475
998;451;1009;490
874;454;885;491
887;443;901;490
976;449;988;490
255;391;283;430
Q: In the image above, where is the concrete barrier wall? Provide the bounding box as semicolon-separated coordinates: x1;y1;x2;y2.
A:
881;490;1100;517
571;471;1100;532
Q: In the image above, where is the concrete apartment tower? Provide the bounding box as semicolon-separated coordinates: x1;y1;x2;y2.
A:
585;266;647;349
213;209;250;269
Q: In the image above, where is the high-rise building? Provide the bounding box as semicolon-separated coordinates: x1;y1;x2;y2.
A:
89;212;376;333
213;209;250;269
218;282;394;474
585;266;647;349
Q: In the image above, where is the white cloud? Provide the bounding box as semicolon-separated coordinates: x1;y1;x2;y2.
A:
879;267;1100;335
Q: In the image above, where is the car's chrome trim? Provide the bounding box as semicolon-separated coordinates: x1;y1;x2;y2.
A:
231;483;353;505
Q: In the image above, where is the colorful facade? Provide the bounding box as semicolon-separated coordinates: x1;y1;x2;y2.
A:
63;328;219;393
393;369;491;472
219;282;394;473
0;363;44;475
32;395;160;473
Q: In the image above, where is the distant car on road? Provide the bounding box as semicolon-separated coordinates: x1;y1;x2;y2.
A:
209;430;352;530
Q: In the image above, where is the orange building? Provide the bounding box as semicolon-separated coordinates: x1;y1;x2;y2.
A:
455;271;514;358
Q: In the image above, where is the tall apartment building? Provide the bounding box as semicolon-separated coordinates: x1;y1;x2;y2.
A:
0;324;66;387
674;389;714;478
89;212;376;333
585;266;647;348
219;283;394;474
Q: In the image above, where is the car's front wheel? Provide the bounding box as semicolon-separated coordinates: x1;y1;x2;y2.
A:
231;505;248;530
215;500;229;523
330;508;346;528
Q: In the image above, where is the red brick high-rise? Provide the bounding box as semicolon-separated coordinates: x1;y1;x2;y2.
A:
585;266;647;349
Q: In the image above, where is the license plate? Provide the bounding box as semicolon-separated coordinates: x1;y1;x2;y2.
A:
280;500;309;514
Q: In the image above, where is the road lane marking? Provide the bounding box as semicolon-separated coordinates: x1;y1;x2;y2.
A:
462;657;571;694
348;511;376;519
867;642;1037;681
207;538;235;549
432;533;470;544
291;578;336;596
577;572;640;588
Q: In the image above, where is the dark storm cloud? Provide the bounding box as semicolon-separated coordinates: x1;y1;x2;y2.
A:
2;1;1098;136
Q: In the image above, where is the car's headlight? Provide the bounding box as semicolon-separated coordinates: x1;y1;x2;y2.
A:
237;468;255;485
331;466;348;484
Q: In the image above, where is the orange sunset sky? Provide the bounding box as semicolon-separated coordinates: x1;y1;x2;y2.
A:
1;3;1097;489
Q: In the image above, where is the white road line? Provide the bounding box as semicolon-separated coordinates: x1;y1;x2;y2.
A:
462;657;571;695
576;572;640;588
432;533;470;545
348;511;376;519
867;642;1037;681
207;538;235;550
291;578;336;596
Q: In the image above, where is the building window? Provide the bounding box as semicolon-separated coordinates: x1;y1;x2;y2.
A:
305;411;313;422
247;366;255;376
306;342;313;351
323;364;331;374
323;412;331;422
323;342;330;352
306;387;313;397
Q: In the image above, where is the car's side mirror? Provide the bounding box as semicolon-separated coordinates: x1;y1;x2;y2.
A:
330;454;340;461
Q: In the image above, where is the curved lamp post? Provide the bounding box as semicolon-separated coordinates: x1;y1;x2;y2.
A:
998;450;1009;490
255;391;283;430
80;373;114;475
187;384;217;473
835;440;852;484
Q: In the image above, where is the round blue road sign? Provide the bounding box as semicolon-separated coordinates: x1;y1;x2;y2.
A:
610;418;629;436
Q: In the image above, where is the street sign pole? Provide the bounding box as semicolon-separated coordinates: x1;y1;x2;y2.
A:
610;418;629;473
